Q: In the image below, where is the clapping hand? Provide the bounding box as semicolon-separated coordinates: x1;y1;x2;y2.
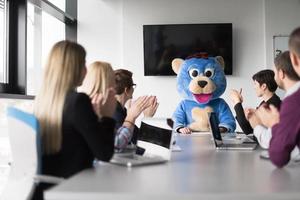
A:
91;87;117;118
256;104;280;128
244;108;255;120
126;96;152;122
248;112;262;128
143;96;159;117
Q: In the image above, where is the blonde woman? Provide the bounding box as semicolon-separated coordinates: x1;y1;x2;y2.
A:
80;62;153;149
34;41;116;181
79;61;115;99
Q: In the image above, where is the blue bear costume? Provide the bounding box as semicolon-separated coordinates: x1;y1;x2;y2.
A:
172;53;236;133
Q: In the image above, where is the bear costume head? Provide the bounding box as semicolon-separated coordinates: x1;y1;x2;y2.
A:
172;53;226;104
172;53;235;133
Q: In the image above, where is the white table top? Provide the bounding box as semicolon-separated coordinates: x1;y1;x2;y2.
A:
45;134;300;200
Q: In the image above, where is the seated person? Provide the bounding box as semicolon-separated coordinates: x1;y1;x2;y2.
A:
256;28;300;167
79;62;156;150
33;41;116;199
114;69;159;145
229;69;281;135
248;51;300;149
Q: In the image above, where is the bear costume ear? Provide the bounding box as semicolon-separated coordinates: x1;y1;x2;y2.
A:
215;56;225;70
172;58;184;74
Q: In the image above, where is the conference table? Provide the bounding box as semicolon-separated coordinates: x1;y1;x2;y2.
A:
45;134;300;200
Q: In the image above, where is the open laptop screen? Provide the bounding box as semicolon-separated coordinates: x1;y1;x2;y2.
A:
208;112;223;146
139;122;172;149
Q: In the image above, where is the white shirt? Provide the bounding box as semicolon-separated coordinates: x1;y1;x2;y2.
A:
254;126;299;157
253;125;271;149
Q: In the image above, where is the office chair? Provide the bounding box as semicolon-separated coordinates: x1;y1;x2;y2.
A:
1;107;63;200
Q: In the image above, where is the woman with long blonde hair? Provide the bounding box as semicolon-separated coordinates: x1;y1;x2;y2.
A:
34;41;116;182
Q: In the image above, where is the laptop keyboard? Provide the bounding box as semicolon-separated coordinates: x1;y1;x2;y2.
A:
223;143;255;147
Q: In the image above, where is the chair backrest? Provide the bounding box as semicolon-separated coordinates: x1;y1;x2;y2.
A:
1;107;41;200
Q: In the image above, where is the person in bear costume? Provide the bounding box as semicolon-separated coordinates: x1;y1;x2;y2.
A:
172;53;236;134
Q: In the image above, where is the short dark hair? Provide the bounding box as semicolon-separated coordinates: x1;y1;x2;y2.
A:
114;69;134;95
274;51;300;81
252;69;278;92
289;27;300;57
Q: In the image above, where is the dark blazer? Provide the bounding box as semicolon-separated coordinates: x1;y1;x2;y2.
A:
113;101;127;129
234;93;281;134
34;91;116;199
42;91;115;178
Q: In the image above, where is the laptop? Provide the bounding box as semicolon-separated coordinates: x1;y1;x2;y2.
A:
208;112;257;150
110;118;174;167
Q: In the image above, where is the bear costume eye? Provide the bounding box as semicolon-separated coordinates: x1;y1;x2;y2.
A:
189;69;199;78
204;68;214;78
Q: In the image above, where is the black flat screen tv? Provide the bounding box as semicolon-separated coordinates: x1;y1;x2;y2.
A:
143;23;233;76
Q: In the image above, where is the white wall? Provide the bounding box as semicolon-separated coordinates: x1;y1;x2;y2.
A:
78;0;123;67
78;0;269;126
265;0;300;69
264;0;300;97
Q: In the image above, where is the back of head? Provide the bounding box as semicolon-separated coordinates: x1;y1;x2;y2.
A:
274;51;300;81
34;40;86;154
289;27;300;57
114;69;134;95
252;69;278;92
80;61;115;97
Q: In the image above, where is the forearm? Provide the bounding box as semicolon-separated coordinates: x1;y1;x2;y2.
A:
234;103;253;134
115;126;133;149
269;123;293;168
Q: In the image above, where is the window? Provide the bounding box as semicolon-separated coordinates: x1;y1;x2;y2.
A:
0;0;7;84
27;2;65;95
0;0;77;97
48;0;65;11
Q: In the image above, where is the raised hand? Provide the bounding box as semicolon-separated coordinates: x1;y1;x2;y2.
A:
143;96;159;117
229;88;243;105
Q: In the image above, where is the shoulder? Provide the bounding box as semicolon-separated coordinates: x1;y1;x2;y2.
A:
282;89;300;110
65;91;92;110
67;92;90;103
270;94;281;107
292;87;300;99
115;102;125;113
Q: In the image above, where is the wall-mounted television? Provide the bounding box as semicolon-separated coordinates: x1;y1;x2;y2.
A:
143;23;233;76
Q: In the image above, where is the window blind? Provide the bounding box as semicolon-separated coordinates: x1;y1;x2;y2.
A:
0;0;4;9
